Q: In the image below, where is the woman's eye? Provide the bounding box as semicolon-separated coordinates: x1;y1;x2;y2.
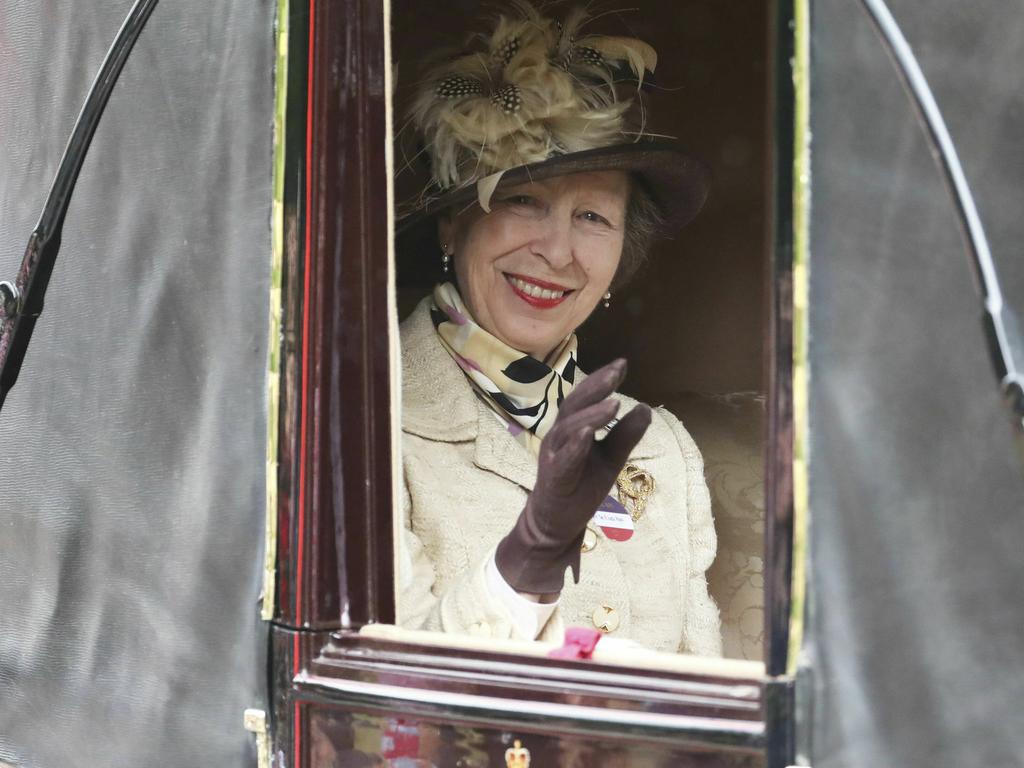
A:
503;194;536;206
580;210;612;226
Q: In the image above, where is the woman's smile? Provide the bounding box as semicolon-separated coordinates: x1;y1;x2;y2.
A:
504;272;574;308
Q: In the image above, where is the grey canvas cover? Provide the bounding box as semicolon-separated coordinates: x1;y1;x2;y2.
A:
0;1;273;765
806;1;1024;766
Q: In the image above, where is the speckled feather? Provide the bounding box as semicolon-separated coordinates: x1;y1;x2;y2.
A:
411;1;657;192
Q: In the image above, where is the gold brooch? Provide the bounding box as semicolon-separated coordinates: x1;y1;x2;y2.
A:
616;463;655;522
505;739;531;768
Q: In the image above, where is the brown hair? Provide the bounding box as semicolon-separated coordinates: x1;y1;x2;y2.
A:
615;175;667;289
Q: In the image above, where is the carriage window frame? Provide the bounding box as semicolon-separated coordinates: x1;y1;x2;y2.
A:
267;0;803;762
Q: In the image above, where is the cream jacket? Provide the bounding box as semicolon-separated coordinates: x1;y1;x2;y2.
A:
398;299;722;656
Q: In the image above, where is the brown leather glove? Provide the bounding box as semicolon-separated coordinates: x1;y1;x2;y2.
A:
494;358;652;595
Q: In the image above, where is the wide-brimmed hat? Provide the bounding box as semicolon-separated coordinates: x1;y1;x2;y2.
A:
395;1;710;250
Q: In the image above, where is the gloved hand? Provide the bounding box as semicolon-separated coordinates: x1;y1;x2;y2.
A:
494;358;652;596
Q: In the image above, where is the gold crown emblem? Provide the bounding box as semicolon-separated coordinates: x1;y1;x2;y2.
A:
505;739;531;768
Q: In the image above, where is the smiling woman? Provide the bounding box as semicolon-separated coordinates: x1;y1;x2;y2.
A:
391;0;727;656
439;171;629;360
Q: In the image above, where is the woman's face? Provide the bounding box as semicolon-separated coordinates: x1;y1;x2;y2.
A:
440;170;629;361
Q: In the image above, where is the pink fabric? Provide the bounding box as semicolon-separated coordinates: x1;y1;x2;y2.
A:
547;627;602;660
453;352;481;372
441;302;468;325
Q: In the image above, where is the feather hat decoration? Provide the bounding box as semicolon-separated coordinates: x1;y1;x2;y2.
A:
398;1;710;237
411;0;657;193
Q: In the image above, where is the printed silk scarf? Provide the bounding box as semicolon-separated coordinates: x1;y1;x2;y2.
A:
431;282;578;455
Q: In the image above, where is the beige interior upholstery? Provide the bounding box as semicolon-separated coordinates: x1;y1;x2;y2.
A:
671;393;765;661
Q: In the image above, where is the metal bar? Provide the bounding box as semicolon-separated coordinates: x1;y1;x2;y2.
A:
294;672;767;752
787;0;811;679
860;0;1024;426
0;0;160;412
765;0;798;680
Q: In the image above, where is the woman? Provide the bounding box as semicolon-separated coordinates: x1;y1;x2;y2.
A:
396;1;721;657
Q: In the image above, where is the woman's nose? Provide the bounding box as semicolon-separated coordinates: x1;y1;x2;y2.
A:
531;216;574;269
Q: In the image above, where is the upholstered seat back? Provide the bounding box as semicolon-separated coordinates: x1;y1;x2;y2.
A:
672;393;765;661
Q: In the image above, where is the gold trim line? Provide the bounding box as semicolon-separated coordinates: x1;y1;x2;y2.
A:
787;0;811;676
262;0;290;622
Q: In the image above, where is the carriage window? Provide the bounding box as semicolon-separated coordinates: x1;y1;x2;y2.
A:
389;0;770;663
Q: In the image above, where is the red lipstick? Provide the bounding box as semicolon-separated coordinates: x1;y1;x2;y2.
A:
505;273;572;309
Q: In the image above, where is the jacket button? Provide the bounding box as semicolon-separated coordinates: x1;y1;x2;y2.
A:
581;526;598;553
592;605;620;633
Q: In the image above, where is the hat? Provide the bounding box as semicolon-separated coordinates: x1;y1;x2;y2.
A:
395;0;710;248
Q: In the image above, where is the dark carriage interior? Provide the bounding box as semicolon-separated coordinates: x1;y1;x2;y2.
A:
390;0;771;660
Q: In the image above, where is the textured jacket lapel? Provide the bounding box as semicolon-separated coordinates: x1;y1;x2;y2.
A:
400;299;477;442
402;297;537;490
472;396;537;491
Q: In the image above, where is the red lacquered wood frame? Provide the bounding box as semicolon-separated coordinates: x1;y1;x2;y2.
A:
272;0;393;631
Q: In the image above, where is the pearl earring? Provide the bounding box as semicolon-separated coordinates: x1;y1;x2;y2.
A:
603;291;612;309
441;243;451;274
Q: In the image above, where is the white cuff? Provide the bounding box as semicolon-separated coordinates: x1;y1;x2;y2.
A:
485;553;559;640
